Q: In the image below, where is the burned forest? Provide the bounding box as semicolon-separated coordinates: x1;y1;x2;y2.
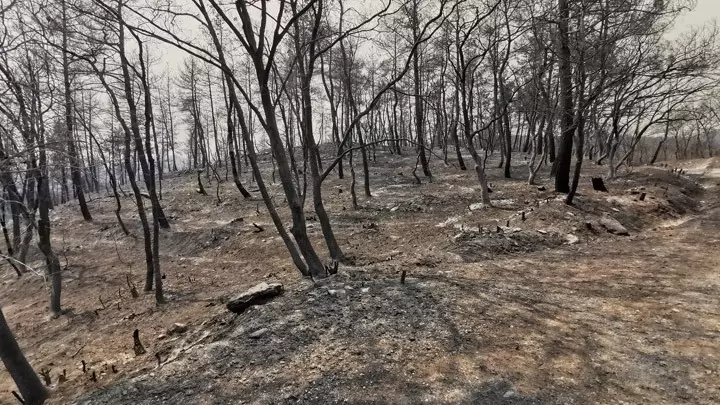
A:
1;0;720;404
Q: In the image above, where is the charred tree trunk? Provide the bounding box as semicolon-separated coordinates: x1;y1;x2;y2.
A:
412;0;430;178
62;0;92;221
197;1;310;275
0;306;49;405
296;2;343;261
226;103;252;198
554;0;575;193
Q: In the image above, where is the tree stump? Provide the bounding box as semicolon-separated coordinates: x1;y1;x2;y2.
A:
592;177;608;192
133;329;146;356
126;275;139;298
197;171;207;195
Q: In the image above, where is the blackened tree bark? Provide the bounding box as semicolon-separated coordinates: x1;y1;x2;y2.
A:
293;0;344;261
37;128;63;315
196;0;311;275
337;1;370;199
79;4;159;300
411;0;431;178
61;0;92;221
125;20;165;303
0;55;60;311
226;101;252;198
554;0;575;193
319;51;344;179
451;81;466;170
0;305;48;405
77;110;130;235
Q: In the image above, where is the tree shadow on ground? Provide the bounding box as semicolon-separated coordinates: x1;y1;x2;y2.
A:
74;231;720;405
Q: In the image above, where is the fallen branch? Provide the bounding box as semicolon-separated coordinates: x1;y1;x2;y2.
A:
11;391;24;404
71;342;86;358
0;254;42;278
159;330;211;368
126;274;139;298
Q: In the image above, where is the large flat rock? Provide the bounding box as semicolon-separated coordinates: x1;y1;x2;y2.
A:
599;215;630;235
227;282;284;314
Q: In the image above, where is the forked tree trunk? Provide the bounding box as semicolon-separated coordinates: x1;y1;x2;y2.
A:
62;0;92;222
299;64;343;260
229;1;327;278
198;1;310;275
80;111;130;235
226;102;252;198
130;27;166;304
89;6;157;296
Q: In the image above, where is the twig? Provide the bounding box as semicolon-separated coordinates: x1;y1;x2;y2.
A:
39;368;51;386
411;153;422;185
71;342;86;358
112;233;129;266
215;180;221;205
61;229;69;269
196;171;208;195
0;254;42;278
126;274;139;298
159;331;211;368
0;248;22;277
252;223;264;233
11;391;24;404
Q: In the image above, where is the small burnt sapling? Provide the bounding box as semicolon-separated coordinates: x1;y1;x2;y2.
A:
133;329;146;356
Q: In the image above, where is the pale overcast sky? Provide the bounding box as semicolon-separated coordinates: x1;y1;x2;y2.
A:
675;0;719;30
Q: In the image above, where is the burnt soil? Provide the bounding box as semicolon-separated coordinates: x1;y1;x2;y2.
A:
1;151;719;405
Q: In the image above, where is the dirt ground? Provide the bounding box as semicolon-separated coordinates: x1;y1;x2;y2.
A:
1;150;719;405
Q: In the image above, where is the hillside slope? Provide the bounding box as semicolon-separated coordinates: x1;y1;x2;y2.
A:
1;154;719;405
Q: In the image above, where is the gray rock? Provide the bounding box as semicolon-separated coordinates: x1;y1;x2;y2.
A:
167;323;188;335
328;289;347;298
565;234;580;245
227;282;284;313
599;215;629;235
248;328;269;339
585;219;601;232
